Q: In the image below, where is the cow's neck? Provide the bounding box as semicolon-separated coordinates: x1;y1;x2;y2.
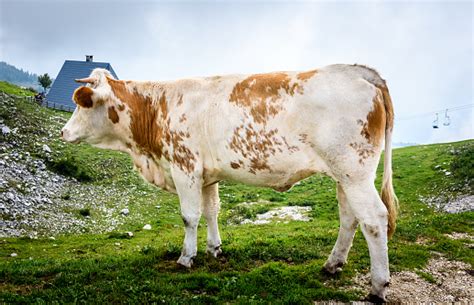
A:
108;78;171;159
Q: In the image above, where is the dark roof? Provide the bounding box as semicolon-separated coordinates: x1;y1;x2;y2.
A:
46;60;118;108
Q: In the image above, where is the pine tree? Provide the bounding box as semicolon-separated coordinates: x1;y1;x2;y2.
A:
38;73;52;92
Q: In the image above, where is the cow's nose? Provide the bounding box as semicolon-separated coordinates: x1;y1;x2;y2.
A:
61;129;68;140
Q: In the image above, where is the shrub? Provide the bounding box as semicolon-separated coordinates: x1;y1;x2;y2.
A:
46;155;93;182
79;208;91;217
450;144;474;190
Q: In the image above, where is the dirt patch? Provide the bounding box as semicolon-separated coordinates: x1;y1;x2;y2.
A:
444;232;474;241
350;255;473;302
241;206;312;225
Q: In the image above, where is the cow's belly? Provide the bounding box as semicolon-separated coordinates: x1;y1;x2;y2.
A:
216;148;332;192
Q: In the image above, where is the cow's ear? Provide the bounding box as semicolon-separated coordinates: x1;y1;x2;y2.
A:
73;86;94;108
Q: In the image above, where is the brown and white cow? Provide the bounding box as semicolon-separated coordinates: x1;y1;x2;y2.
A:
62;64;398;301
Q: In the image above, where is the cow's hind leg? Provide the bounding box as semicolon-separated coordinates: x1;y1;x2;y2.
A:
342;181;390;301
323;183;358;274
202;183;222;257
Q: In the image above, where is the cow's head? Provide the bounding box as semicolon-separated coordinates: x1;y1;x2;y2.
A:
61;68;129;150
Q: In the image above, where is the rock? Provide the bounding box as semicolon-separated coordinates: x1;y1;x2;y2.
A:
120;208;129;216
127;231;134;238
10;253;17;257
239;205;312;225
42;144;51;153
2;126;11;135
143;224;152;230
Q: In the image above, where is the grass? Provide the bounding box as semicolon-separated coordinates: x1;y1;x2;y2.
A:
0;82;473;303
0;81;35;96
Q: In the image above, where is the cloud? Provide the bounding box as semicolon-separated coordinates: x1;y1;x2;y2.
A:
0;0;472;143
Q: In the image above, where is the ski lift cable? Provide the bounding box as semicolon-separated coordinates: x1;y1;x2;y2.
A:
396;103;474;121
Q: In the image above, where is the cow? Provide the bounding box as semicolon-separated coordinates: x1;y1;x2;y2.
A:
61;64;398;302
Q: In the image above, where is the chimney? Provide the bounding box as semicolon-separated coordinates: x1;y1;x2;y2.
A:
85;55;93;62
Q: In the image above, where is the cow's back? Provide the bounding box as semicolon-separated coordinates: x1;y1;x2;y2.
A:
187;64;386;189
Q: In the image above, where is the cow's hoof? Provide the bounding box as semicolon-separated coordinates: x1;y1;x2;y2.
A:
206;245;222;258
365;293;386;303
177;255;194;268
322;261;344;275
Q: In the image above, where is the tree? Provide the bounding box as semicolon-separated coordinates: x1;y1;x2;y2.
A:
38;73;52;92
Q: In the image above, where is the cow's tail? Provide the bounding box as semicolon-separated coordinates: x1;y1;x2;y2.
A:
378;85;398;239
355;64;398;238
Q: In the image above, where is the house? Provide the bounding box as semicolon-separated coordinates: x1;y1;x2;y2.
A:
46;55;118;111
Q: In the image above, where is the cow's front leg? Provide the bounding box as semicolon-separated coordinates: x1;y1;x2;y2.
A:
202;183;222;257
173;169;203;268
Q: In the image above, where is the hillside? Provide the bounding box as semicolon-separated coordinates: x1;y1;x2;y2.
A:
0;62;40;91
0;84;472;303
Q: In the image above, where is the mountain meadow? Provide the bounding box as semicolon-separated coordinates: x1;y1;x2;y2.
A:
0;82;472;303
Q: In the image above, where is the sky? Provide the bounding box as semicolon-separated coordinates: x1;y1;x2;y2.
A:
0;0;472;145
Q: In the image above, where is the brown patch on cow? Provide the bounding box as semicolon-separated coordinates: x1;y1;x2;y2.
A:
281;136;299;153
229;72;302;124
229;124;288;174
177;94;184;106
117;103;125;111
355;88;386;148
364;88;386;145
349;220;358;230
73;86;94;108
364;224;380;238
107;78;167;159
352;64;394;133
298;133;309;143
168;130;195;174
108;106;119;124
230;162;240;169
107;78;196;173
296;69;317;81
349;142;375;164
179;114;187;123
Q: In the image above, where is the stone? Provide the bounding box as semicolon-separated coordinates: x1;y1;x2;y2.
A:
2;126;11;135
143;224;152;230
42;144;51;153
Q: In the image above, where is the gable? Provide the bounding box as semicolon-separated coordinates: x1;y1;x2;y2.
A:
46;60;118;110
